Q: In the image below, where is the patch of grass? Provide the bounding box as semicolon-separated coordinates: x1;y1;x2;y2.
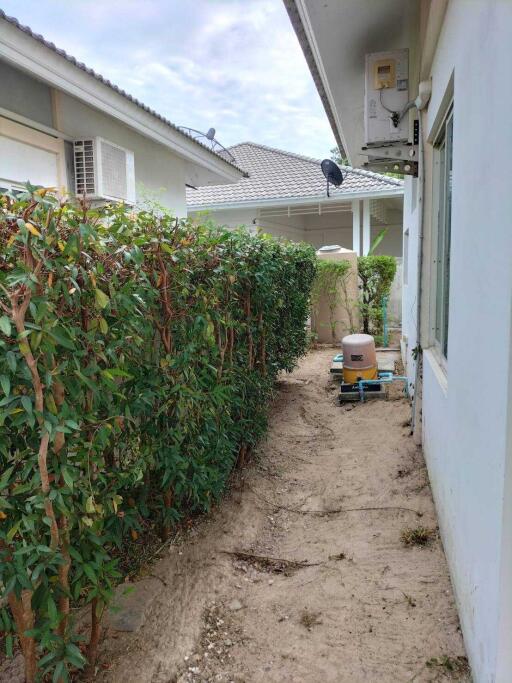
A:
400;525;436;547
426;655;471;678
299;609;322;630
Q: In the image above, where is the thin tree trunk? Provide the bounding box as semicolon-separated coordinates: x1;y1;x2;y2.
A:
8;591;36;683
162;488;173;540
57;516;71;638
85;598;102;679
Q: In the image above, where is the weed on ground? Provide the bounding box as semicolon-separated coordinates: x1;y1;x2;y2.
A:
401;526;437;547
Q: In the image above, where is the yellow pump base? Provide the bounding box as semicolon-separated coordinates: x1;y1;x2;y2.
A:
342;365;378;384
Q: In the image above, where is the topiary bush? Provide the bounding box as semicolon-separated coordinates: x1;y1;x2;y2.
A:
0;187;316;682
358;254;396;338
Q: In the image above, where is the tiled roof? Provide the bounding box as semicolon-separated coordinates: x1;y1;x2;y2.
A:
187;142;403;208
0;10;245;175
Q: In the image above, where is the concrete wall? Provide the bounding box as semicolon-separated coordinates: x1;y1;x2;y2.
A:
56;92;187;216
303;210;352;249
388;257;402;327
311;248;359;343
403;3;512;680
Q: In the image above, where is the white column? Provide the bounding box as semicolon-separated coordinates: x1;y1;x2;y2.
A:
362;198;371;256
351;200;360;255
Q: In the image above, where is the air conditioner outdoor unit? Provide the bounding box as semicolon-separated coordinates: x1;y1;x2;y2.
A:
73;137;136;203
364;49;409;146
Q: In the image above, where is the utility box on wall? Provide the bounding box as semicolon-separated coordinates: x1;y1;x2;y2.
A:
364;49;409;146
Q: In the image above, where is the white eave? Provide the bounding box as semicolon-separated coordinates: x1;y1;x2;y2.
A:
0;15;245;186
188;186;403;212
284;0;419;167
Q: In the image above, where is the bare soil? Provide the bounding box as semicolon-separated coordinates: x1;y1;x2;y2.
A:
2;349;469;683
93;348;468;683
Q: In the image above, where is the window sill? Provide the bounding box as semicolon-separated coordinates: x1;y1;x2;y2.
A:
423;347;448;397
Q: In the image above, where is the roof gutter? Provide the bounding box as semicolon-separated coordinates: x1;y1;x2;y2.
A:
188;186;404;212
0;16;245;183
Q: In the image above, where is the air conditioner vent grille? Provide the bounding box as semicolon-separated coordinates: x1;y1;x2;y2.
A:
74;140;95;196
100;141;127;200
73;137;135;203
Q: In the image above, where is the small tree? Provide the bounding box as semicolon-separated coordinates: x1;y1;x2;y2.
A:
330;145;348;166
358;254;396;338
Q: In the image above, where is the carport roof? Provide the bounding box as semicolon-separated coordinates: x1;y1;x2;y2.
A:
186;142;403;210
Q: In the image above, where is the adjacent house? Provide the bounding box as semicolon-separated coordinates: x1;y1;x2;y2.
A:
285;0;512;681
187;141;404;321
0;11;245;215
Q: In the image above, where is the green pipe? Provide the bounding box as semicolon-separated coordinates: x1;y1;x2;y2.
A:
381;295;389;348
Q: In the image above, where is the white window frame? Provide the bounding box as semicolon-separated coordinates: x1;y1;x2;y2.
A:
0;116;67;191
431;104;453;369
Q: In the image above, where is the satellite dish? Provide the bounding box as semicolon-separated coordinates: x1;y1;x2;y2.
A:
176;125;236;163
321;159;344;197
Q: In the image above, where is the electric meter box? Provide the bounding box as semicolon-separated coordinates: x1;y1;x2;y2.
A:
364;49;409;146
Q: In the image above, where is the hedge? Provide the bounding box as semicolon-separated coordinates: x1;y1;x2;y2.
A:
358;254;396;339
0;187;316;682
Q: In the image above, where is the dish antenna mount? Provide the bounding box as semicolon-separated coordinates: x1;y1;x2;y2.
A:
177;125;236;163
321;159;344;197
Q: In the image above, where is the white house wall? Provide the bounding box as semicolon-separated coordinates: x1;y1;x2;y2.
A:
258;214;307;242
190;208;308;241
0;60;240;216
56;92;187;216
0;60;53;127
410;3;512;681
190;208;258;231
401;175;420;390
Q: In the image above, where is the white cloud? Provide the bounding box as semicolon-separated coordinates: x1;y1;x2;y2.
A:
1;0;336;158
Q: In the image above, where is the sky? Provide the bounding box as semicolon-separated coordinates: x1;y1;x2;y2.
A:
1;0;336;159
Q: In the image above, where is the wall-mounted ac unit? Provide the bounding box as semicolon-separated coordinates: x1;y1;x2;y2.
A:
364;49;409;146
73;137;135;203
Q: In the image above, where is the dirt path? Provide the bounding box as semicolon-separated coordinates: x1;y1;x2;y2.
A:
99;349;468;683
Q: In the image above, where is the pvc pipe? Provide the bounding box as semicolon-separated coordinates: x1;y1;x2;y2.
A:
355;373;409;402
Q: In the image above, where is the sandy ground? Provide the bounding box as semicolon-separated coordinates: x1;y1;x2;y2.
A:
92;348;468;683
0;349;469;683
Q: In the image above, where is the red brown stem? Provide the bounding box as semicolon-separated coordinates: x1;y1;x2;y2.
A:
11;288;60;550
258;312;266;375
57;516;71;638
245;293;253;370
8;590;36;683
85;598;102;679
162;488;173;540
